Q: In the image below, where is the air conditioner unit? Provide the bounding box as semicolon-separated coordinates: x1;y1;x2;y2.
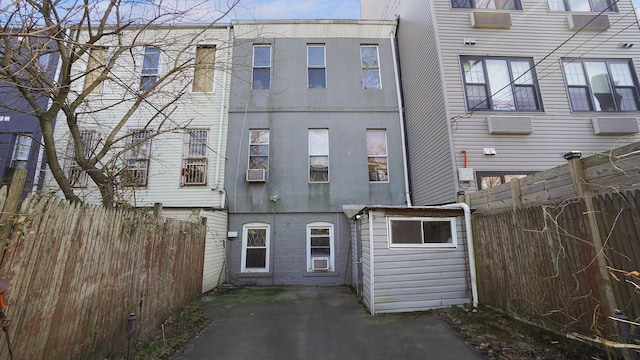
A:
246;169;267;182
312;257;329;271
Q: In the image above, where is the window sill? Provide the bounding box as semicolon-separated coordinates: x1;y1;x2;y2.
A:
303;271;339;277
238;272;271;277
389;244;458;250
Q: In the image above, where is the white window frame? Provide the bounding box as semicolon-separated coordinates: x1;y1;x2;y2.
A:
241;223;270;273
252;45;271;90
10;134;33;169
307;45;326;89
181;129;209;186
123;129;153;187
366;129;388;183
140;46;161;91
308;129;329;183
361;45;381;90
248;129;269;170
387;217;458;249
306;222;335;272
193;44;216;93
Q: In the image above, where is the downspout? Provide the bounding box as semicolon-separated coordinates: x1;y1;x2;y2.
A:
390;25;412;207
213;25;231;193
437;202;478;310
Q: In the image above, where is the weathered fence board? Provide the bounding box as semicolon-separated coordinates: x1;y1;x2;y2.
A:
0;190;206;360
470;142;640;340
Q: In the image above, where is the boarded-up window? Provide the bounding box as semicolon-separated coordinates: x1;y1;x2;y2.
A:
84;46;108;94
193;45;216;92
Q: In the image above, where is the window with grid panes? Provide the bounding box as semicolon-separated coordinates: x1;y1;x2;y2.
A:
241;223;270;272
451;0;521;9
123;129;152;187
65;130;98;188
307;222;334;272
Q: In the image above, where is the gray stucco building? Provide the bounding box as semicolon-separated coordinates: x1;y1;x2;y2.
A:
224;20;409;285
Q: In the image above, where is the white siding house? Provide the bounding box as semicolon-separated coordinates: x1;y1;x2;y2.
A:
44;25;233;292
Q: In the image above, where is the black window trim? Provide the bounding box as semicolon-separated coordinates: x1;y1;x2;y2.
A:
460;55;544;112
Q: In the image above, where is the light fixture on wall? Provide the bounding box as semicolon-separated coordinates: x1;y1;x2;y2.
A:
482;147;497;156
618;43;634;49
270;194;280;202
463;38;476;45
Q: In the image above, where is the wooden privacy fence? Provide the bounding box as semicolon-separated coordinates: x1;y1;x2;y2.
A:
468;142;640;339
0;174;206;359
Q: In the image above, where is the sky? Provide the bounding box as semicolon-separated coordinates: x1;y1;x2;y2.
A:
230;0;361;19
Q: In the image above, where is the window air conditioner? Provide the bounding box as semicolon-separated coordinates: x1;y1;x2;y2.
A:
246;169;267;182
312;257;329;271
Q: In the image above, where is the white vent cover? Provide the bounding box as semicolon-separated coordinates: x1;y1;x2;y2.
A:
592;117;640;135
246;169;267;182
487;116;534;135
312;257;329;271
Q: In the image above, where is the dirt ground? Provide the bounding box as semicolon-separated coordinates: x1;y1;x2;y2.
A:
435;305;612;359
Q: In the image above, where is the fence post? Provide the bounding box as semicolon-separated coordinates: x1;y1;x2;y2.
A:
0;168;27;224
564;151;618;334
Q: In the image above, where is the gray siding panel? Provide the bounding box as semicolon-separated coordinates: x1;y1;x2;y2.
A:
370;210;471;313
361;214;373;312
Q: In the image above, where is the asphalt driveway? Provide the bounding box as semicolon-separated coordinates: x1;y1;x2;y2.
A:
173;286;483;360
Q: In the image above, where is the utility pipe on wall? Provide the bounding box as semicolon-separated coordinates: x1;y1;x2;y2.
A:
213;25;231;195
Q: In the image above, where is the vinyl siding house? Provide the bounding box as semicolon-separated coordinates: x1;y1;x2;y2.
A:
362;0;640;204
0;38;60;193
44;25;232;292
224;20;409;286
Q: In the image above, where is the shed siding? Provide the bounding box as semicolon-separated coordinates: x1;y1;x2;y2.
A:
371;210;471;313
360;213;373;312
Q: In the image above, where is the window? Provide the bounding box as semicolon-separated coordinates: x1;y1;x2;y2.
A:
477;171;531;189
361;45;381;89
193;45;216;92
547;0;616;12
181;129;208;186
249;130;269;170
562;59;640;112
65;130;98;188
10;134;33;169
451;0;521;9
140;46;160;91
123;129;152;187
308;45;326;89
389;217;457;248
366;130;388;182
461;56;542;111
84;46;108;94
241;223;270;273
308;129;329;183
307;222;334;272
252;45;271;90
